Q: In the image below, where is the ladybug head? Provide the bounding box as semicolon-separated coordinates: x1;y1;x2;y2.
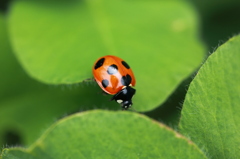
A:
121;100;133;110
111;86;136;110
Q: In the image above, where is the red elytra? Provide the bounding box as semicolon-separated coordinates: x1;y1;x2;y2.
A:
92;55;136;110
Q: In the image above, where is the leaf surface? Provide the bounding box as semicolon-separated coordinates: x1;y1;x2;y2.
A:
179;35;240;158
2;110;207;159
0;13;119;147
9;0;205;111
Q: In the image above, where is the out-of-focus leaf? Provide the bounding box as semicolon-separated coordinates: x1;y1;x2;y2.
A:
0;13;41;101
191;0;240;49
0;82;122;146
9;0;205;111
0;13;119;147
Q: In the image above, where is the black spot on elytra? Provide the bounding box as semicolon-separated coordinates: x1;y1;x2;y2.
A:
102;79;109;88
94;58;105;70
121;74;132;86
107;64;118;75
122;61;130;69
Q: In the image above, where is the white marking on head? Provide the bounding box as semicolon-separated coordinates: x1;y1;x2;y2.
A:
117;100;123;103
129;84;132;86
122;86;126;89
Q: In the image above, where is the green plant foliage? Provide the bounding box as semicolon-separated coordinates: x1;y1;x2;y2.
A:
190;0;240;50
1;110;207;159
8;0;205;111
0;0;239;157
0;13;119;147
0;14;38;101
179;35;240;158
0;86;121;146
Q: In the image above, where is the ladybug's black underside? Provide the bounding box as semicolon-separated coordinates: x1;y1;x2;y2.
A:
111;86;136;110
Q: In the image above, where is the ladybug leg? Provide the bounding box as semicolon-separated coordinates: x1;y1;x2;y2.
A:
110;94;117;101
101;91;108;96
96;90;108;95
129;107;136;112
110;91;120;101
122;107;126;111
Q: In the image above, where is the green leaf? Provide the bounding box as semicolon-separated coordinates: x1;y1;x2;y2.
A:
0;13;40;147
179;35;240;158
1;110;207;159
191;0;240;49
8;0;205;111
0;14;39;101
0;83;124;146
0;14;119;147
0;13;122;147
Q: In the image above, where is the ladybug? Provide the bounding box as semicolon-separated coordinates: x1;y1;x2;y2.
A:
92;55;136;110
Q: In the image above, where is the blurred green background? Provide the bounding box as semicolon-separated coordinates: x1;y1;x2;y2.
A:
0;0;240;150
